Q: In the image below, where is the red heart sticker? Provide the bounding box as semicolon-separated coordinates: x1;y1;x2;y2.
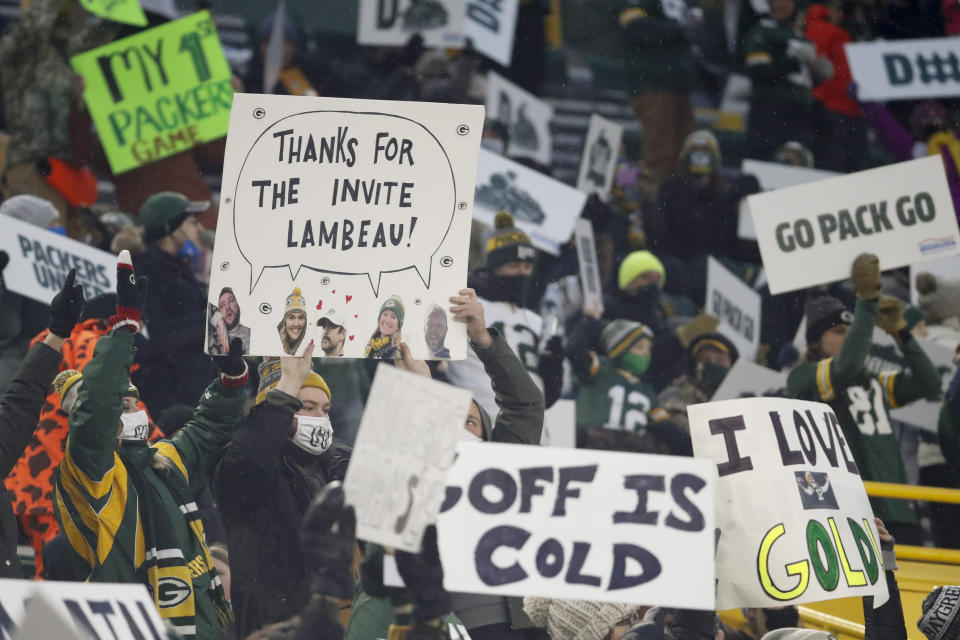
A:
345;295;353;303
348;335;355;341
354;314;358;319
316;299;323;310
332;289;335;294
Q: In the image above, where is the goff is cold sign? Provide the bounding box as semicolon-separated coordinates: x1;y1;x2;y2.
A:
688;397;889;609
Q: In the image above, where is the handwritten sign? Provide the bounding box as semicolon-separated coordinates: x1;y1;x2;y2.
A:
71;11;234;174
574;219;604;316
465;0;520;66
80;0;147;26
706;256;761;361
357;0;466;48
846;37;960;101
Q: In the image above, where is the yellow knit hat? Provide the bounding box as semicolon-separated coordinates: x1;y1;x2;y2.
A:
618;250;666;290
255;358;332;404
53;369;83;413
284;287;307;317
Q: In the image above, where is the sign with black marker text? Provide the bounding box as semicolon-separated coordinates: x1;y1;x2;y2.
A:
574;219;604;315
485;72;553;166
0;216;115;305
437;442;715;606
748;156;960;294
688;398;889;609
706;256;761;361
846;37;960;101
205;93;484;359
465;0;520;66
344;365;473;553
357;0;466;48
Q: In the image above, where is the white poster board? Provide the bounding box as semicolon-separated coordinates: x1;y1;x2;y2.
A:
485;72;553;166
865;329;957;432
706;256;761;361
574;219;604;315
437;441;716;607
576;114;624;201
541;398;577;448
205;93;484;359
738;160;838;240
474;148;585;255
357;0;466;48
688;398;889;609
846;37;960;101
344;364;472;553
465;0;520;66
0;578;165;640
748;156;960;294
0;216;116;305
909;253;960;305
712;359;789;401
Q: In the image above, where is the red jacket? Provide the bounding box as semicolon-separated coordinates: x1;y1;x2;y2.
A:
805;5;862;117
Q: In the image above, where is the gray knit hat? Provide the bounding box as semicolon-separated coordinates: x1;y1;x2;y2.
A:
918;585;960;640
918;275;960;325
761;629;836;640
523;597;640;640
0;194;59;228
600;319;654;360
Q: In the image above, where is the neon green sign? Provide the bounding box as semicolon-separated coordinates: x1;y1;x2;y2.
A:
71;11;234;174
79;0;147;27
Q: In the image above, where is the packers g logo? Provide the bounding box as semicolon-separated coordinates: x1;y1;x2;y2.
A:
157;576;192;608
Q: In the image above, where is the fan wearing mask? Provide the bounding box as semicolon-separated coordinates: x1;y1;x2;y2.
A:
212;342;351;639
568;312;690;456
446;211;561;419
659;332;739;434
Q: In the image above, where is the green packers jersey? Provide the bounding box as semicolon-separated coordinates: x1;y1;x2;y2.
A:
743;18;814;104
576;358;659;432
617;0;697;92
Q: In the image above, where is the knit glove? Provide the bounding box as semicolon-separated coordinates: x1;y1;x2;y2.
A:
876;294;908;339
851;253;881;300
212;337;248;387
48;268;85;339
110;250;147;331
300;482;356;599
395;526;450;622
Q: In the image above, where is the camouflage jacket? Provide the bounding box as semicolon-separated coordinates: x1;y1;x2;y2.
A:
658;376;707;434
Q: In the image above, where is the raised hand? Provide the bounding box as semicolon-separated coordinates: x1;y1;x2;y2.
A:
48;268;85;339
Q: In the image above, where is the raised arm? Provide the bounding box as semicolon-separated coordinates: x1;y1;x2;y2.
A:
873;296;942;408
567;305;606;382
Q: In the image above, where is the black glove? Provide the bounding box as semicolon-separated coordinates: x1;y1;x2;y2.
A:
0;250;8;275
212;337;246;377
49;268;85;339
300;482;356;599
395;525;450;622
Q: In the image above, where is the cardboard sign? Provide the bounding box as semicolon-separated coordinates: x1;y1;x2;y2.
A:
688;397;889;609
909;253;960;305
846;37;960;101
0;216;115;305
474;148;585;256
706;256;761;361
576;114;623;201
712;359;789;401
541;398;577;448
205;93;484;359
866;329;956;433
437;442;716;607
738;160;838;240
485;72;553;166
465;0;520;66
0;578;165;640
574;219;604;315
357;0;466;48
80;0;147;26
71;11;233;174
748;156;960;294
344;365;472;553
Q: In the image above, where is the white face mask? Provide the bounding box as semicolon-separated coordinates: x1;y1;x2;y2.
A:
459;428;483;443
118;410;150;441
291;415;334;455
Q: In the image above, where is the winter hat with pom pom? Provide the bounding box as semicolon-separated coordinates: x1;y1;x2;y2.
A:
53;369;83;414
523;596;641;640
486;211;536;270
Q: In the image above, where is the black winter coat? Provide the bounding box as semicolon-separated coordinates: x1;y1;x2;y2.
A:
134;246;216;413
0;341;61;577
212;391;350;639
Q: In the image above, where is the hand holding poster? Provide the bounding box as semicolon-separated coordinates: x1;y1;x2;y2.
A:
71;11;234;174
474;148;586;255
0;216;115;304
576;115;624;200
748;156;960;294
688;398;889;609
344;365;472;553
706;256;761;361
485;72;554;166
206;93;484;359
846;38;960;101
437;442;715;607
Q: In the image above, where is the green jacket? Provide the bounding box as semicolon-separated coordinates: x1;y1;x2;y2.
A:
53;328;245;640
787;299;941;525
743;18;814;105
618;0;698;93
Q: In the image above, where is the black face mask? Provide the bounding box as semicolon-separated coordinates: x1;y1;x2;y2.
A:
627;284;661;309
490;274;531;306
763;607;799;630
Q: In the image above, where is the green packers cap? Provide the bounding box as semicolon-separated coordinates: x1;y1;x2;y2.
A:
139;192;209;241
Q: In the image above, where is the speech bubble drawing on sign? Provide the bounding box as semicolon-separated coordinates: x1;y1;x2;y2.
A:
232;110;459;296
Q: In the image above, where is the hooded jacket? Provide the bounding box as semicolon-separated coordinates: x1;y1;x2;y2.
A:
804;5;861;116
212;390;352;638
449;328;545;631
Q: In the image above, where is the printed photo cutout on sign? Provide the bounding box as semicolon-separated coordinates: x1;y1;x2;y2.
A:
485;72;553;166
205;93;484;360
357;0;466;48
577;114;624;201
207;286;251;356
